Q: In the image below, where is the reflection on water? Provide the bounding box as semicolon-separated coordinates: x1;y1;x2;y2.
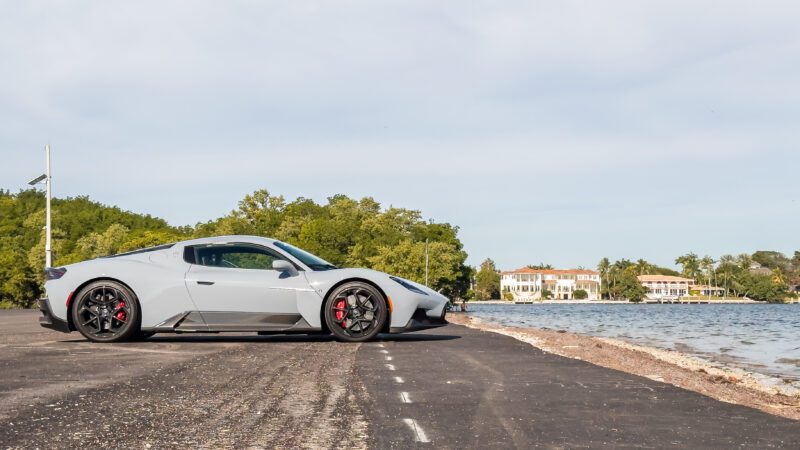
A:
469;303;800;383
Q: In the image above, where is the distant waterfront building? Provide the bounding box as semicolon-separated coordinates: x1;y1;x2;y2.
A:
500;268;601;300
637;275;693;300
690;284;725;296
749;262;773;276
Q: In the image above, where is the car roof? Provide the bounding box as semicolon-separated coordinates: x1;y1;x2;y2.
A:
176;235;278;247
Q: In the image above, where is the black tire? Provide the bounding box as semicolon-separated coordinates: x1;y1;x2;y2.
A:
71;280;140;343
324;282;387;342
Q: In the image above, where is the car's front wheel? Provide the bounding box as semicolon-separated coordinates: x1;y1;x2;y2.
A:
324;282;387;342
71;280;140;343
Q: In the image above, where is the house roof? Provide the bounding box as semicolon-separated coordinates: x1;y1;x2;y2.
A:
501;267;599;276
637;275;694;282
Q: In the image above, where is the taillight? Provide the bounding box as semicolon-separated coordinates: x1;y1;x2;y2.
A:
44;267;67;281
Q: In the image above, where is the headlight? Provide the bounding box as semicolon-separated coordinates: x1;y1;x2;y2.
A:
390;276;428;296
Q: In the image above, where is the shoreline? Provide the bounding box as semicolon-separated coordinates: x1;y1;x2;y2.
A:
468;299;772;305
447;312;800;421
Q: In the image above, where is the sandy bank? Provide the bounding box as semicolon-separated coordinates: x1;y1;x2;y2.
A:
447;313;800;421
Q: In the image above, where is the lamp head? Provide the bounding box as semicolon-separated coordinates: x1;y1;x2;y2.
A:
28;174;47;185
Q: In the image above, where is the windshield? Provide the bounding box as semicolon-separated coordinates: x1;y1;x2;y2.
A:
274;241;338;271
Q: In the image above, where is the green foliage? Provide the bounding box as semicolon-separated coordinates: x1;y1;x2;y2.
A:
616;268;647;302
598;256;682;300
0;188;471;307
573;289;588;300
526;263;553;270
502;291;514;301
732;272;789;302
675;253;701;280
541;289;553;300
474;258;500;300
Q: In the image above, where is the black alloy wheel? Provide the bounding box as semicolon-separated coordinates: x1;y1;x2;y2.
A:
324;282;387;342
71;280;140;343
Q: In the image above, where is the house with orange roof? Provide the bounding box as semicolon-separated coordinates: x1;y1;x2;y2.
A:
500;268;601;300
637;275;693;300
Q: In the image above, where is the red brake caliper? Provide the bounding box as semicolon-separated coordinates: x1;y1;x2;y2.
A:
335;299;346;327
116;301;126;321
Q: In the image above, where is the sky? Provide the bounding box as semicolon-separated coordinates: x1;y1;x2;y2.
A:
1;1;798;270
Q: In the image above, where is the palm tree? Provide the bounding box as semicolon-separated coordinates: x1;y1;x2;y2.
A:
736;253;753;271
719;254;736;298
597;258;610;299
675;253;700;281
772;267;787;285
700;256;716;297
635;258;654;275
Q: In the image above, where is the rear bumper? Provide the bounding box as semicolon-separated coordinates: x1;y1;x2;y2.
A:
38;298;71;333
389;307;448;333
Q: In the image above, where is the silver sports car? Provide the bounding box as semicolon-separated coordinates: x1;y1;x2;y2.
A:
39;235;449;342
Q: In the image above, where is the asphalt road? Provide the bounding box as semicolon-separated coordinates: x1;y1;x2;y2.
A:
1;310;798;449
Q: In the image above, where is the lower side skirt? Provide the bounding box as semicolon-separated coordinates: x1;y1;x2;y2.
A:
145;311;320;333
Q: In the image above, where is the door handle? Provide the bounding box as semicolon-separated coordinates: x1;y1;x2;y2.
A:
197;281;215;285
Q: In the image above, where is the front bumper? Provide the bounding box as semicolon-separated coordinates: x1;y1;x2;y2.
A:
38;298;71;333
389;307;448;333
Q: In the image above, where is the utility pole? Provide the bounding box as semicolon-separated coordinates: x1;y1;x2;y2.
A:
28;144;52;269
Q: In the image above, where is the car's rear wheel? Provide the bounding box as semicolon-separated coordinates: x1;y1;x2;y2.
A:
71;280;140;343
324;282;387;342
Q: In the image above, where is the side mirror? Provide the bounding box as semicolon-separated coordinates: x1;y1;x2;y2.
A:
273;259;299;277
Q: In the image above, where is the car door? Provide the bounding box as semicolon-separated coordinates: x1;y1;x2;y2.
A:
184;243;312;330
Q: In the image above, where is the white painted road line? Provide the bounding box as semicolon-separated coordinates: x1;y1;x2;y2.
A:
380;349;389;354
400;392;412;403
394;376;405;384
385;356;393;361
385;364;396;371
402;418;430;443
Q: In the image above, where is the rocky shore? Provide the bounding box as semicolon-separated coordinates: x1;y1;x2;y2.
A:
448;312;800;421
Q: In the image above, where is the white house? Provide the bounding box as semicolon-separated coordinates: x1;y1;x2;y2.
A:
637;275;693;300
501;268;601;300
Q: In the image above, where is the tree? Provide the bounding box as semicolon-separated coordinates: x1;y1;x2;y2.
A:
717;254;737;297
526;263;553;270
597;257;611;299
573;289;588;300
700;255;716;289
474;259;500;300
616;268;648;302
675;253;700;281
736;253;753;271
368;240;467;298
0;188;472;308
734;272;789;302
635;259;655;275
541;289;553;300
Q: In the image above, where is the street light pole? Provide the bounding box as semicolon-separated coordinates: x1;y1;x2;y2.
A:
28;145;52;269
45;144;52;268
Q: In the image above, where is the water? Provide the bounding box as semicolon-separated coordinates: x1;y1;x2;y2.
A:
468;303;800;384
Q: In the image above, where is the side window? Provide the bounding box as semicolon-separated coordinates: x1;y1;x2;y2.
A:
188;244;286;270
